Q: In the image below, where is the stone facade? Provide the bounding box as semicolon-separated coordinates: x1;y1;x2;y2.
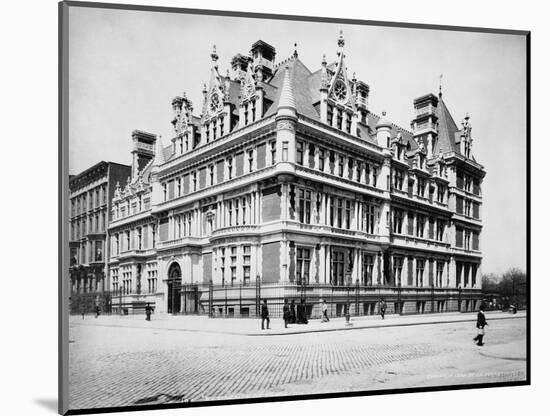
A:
104;34;485;316
69;161;131;310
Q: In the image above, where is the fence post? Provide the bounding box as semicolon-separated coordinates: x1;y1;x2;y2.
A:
255;274;261;317
355;279;359;316
397;282;402;315
208;280;213;318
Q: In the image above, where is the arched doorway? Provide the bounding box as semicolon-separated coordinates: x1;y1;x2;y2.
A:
167;263;182;314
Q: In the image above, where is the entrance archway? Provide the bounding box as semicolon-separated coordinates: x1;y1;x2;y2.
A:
167;262;182;314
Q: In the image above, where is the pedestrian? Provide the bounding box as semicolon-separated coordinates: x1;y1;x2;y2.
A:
379;298;386;320
261;298;270;330
321;299;330;322
283;299;290;328
473;305;488;346
95;305;100;319
297;298;308;324
289;299;296;324
81;304;85;319
145;304;152;321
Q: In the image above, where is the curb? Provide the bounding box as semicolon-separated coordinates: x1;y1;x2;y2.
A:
244;314;526;336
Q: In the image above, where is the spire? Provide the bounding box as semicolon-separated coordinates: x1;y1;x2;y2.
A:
320;54;328;90
293;43;298;59
153;135;165;167
277;65;296;112
439;74;443;98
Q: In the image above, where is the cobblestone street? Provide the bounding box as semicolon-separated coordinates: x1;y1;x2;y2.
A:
68;314;526;411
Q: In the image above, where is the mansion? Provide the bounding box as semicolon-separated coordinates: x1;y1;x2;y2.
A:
87;33;485;317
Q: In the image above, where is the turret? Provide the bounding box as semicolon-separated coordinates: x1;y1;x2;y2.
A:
376;112;392;148
275;66;297;164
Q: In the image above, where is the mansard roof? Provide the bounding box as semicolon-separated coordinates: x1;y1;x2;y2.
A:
264;58;318;119
434;96;460;155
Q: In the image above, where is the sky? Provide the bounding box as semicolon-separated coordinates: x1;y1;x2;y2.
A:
68;6;527;275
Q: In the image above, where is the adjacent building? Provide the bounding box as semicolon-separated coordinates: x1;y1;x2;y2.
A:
69;161;131;312
101;33;484;317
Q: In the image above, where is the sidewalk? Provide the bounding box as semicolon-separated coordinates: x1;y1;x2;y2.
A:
71;310;526;336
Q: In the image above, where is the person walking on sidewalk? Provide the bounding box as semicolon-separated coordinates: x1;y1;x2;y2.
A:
379;298;386;320
261;299;270;330
473;305;488;346
321;299;330;322
283;299;290;328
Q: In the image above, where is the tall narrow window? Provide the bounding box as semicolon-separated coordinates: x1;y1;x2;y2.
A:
243;245;251;285
230;247;237;285
282;142;289;162
220;248;225;286
296;248;311;285
416;259;425;287
362;253;374;286
319;149;325;171
296;141;304;165
270;141;276;165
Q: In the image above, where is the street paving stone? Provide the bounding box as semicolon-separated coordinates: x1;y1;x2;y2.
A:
68;315;526;411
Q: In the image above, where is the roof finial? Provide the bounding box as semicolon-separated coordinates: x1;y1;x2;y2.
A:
439;74;443;97
337;30;345;57
211;45;219;66
293;43;298;58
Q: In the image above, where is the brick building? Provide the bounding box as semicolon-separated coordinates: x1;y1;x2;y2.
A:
106;33;485;317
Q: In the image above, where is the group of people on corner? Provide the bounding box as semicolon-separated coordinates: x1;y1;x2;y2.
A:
262;298;310;330
262;297;389;330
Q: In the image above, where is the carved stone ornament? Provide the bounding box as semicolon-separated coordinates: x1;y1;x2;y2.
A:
277;120;295;131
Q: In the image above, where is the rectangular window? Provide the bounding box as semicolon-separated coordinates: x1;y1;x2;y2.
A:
228;201;233;226
331;250;345;286
345;200;351;229
319;149;325;171
338;156;344;176
337;199;343;228
192;171;197;191
220;248;225;286
436;261;445;288
230;247;237;285
163;183;167;201
362;253;374;285
282;142;289;162
417;178;425;197
296;248;311;285
296;141;304;165
364;203;375;234
393;257;403;285
297;189;312;224
437;185;445;203
392;208;404;234
416;259;425;287
327;105;333;125
243;245;251;285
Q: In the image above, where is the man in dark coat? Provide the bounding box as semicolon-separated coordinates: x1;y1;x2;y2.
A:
379;298;386;320
473;306;488;346
261;299;270;330
283;299;290;328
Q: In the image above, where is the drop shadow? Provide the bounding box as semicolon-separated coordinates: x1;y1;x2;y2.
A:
34;398;58;413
